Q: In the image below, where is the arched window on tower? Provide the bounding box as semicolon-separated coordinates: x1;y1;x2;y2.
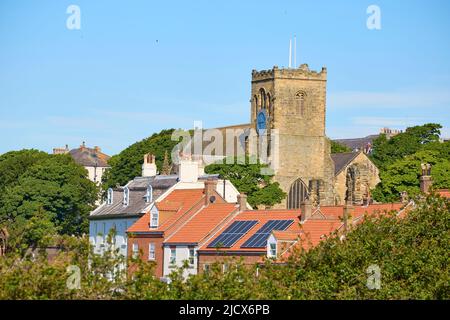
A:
260;88;266;109
295;91;306;116
287;178;309;209
266;93;272;118
254;95;258;113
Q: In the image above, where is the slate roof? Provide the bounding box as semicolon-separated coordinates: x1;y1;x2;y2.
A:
89;175;178;220
69;146;110;167
330;152;360;175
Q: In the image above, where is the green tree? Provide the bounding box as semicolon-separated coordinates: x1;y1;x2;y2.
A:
204;156;286;207
0;149;49;192
330;140;351;154
102;129;179;190
372;150;450;202
0;153;98;252
371;123;442;170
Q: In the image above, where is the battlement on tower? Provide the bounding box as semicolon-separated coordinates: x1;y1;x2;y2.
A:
251;64;327;82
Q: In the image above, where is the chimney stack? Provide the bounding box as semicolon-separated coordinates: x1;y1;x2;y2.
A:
178;158;199;183
420;163;432;194
142;154;157;177
343;200;354;233
204;179;218;206
300;198;312;222
237;193;247;212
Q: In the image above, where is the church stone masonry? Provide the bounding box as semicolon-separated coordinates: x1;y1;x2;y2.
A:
250;64;336;208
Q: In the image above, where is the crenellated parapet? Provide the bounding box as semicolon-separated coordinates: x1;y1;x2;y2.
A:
252;64;327;82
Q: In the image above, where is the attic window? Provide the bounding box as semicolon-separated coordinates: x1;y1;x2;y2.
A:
150;206;159;228
269;242;277;258
123;187;130;206
144;185;153;203
107;188;113;205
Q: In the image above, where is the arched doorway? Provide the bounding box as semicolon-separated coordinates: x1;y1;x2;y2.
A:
287;178;309;209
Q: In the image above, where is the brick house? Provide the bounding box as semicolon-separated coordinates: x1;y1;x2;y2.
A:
127;179;247;279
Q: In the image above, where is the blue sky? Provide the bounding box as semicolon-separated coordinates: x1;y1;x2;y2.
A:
1;0;449;155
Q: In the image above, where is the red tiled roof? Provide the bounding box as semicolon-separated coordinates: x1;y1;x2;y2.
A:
438;189;450;198
127;189;205;233
165;203;238;244
199;209;303;252
272;230;301;241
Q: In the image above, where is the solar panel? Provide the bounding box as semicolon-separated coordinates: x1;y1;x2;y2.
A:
241;220;294;248
207;220;258;248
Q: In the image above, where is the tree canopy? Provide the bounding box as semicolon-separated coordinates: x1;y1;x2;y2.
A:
330;140;351;154
204;156;286;207
0;193;448;300
371;123;442;170
370;123;450;202
102;129;179;190
0;150;98;253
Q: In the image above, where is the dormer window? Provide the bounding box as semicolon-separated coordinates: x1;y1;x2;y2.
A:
269;242;277;258
144;185;153;203
123;187;130;206
107;188;113;205
150;205;159;228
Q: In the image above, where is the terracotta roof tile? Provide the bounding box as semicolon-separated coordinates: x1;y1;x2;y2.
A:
127;189;205;233
165;203;238;244
438;189;450;198
272;230;301;241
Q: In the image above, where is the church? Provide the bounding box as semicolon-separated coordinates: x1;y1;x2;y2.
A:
212;63;380;209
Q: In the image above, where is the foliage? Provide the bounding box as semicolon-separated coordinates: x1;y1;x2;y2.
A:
330;140;351;154
370;123;449;202
0;150;98;253
0;194;447;300
371;123;442;170
204;156;286;207
372;150;450;202
102;129;179;190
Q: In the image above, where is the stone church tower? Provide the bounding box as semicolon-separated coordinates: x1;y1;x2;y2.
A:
249;64;336;208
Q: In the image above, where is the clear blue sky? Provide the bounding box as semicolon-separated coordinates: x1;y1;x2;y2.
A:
1;0;449;155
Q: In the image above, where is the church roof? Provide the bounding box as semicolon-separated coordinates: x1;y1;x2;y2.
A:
331;152;360;176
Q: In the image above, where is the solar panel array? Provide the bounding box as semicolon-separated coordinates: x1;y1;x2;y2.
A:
241;220;294;248
207;220;258;248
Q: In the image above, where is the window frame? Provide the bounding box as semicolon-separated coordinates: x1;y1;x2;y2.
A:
148;243;156;261
132;243;139;259
169;248;176;265
188;248;195;266
269;242;277;257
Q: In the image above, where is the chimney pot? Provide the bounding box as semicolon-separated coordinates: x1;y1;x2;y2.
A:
300;199;312;222
420;163;433;194
343;201;354;232
237;193;247;212
142;153;157;177
204;179;218;206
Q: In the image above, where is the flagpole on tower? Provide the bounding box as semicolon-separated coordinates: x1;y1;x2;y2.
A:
294;35;297;68
289;38;292;68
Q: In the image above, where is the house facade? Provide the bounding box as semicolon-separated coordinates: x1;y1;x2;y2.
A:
88;154;178;262
53;142;111;184
127;178;246;280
